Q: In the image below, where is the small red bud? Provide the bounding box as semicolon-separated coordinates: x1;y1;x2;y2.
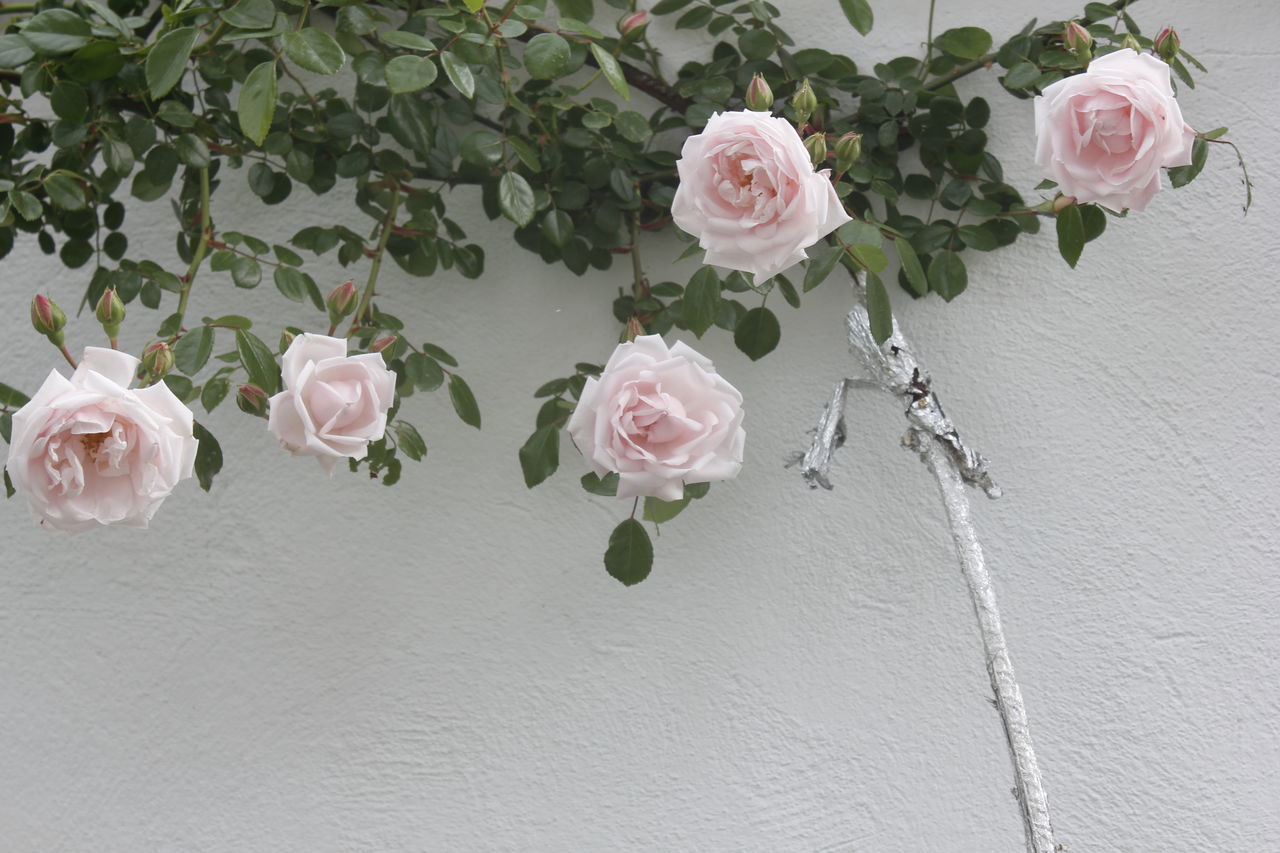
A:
619;10;648;38
804;133;828;168
1154;27;1180;62
31;294;67;344
326;280;358;325
745;74;774;112
141;341;175;378
235;384;270;418
371;335;398;358
1064;21;1093;59
834;132;862;172
94;288;125;338
791;80;818;126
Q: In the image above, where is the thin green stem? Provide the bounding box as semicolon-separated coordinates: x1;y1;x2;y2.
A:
194;20;229;53
0;3;36;14
176;167;212;323
922;0;937;71
350;182;402;332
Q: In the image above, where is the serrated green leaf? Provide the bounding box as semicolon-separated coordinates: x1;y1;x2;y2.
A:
895;238;927;297
936;27;992;60
174;325;214;375
589;43;630;101
393;421;427;461
21;9;91;55
734;306;780;361
498;171;535;227
235;329;280;395
238;60;277;145
524;33;571;80
643;495;690;524
192;421;222;492
448;374;481;429
838;0;873;35
282;28;345;75
865;272;893;345
683;266;720;337
146;26;197;99
440;51;475;99
928;250;967;300
803;244;843;292
604;518;653;586
1056;204;1084;268
518;423;560;488
385;54;438;94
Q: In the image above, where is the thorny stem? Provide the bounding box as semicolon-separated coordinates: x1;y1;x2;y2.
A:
176;167;212;324
350;182;402;333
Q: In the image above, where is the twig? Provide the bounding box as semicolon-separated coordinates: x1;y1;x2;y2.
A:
797;272;1057;853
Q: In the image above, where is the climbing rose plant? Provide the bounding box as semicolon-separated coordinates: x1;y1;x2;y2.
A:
0;0;1246;582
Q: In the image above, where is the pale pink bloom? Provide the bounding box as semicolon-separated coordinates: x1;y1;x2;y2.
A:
567;335;745;501
267;333;396;474
6;347;197;531
1035;49;1195;211
671;110;851;282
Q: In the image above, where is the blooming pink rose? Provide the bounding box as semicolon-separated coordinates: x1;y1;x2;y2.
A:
6;347;197;531
1034;49;1195;211
671;110;851;283
567;335;745;501
267;333;396;474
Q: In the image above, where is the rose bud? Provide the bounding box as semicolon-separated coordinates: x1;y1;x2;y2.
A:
834;131;862;172
804;132;828;168
791;80;818;126
94;288;126;339
141;340;175;379
1154;27;1181;62
1121;33;1142;53
370;335;398;360
236;384;270;418
30;294;67;345
279;329;295;353
326;280;358;325
618;10;648;38
1064;21;1092;59
745;73;774;112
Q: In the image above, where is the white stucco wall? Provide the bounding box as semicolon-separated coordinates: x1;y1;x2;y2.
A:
1;1;1276;850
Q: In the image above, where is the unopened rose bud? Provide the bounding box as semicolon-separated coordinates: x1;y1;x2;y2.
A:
370;335;397;359
624;316;644;342
1121;33;1142;53
618;10;648;38
236;384;269;418
1064;21;1092;59
791;80;818;126
141;341;174;378
94;288;125;339
279;329;295;353
30;294;67;345
834;132;862;172
1052;194;1078;214
745;74;774;112
326;280;358;325
1154;27;1180;61
804;133;828;168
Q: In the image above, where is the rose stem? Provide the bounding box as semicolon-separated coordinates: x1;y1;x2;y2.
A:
350;180;401;335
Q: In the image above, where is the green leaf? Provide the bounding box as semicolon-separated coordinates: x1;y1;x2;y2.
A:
174;325;214;375
541;209;574;248
498;171;536;227
3;468;12;498
589;43;630;101
221;0;276;30
21;9;92;55
405;352;445;391
448;374;481;429
43;174;85;210
936;27;992;60
683;267;720;338
175;133;211;168
205;314;253;330
864;272;893;345
384;54;438;94
895;238;928;297
273;266;311;302
643;495;690;524
734;306;781;361
581;471;619;496
1169;137;1208;188
440;51;475;99
0;381;30;407
235;329;281;395
838;0;874;35
282;28;345;76
650;0;694;12
604;518;653;586
518;423;560;488
803;244;844;292
192;421;222;492
927;250;968;300
0;34;34;69
50;80;87;122
393;421;427;461
1079;204;1107;243
524;33;571;80
146;26;197;99
462;0;486;10
238;60;277;145
846;244;888;273
201;376;231;413
1056;204;1084;268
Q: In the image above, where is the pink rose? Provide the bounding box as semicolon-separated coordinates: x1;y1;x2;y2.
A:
1034;49;1195;211
267;333;396;473
671;110;851;283
5;347;197;531
566;335;745;501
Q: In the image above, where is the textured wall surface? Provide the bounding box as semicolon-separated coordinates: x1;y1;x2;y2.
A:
1;2;1276;851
